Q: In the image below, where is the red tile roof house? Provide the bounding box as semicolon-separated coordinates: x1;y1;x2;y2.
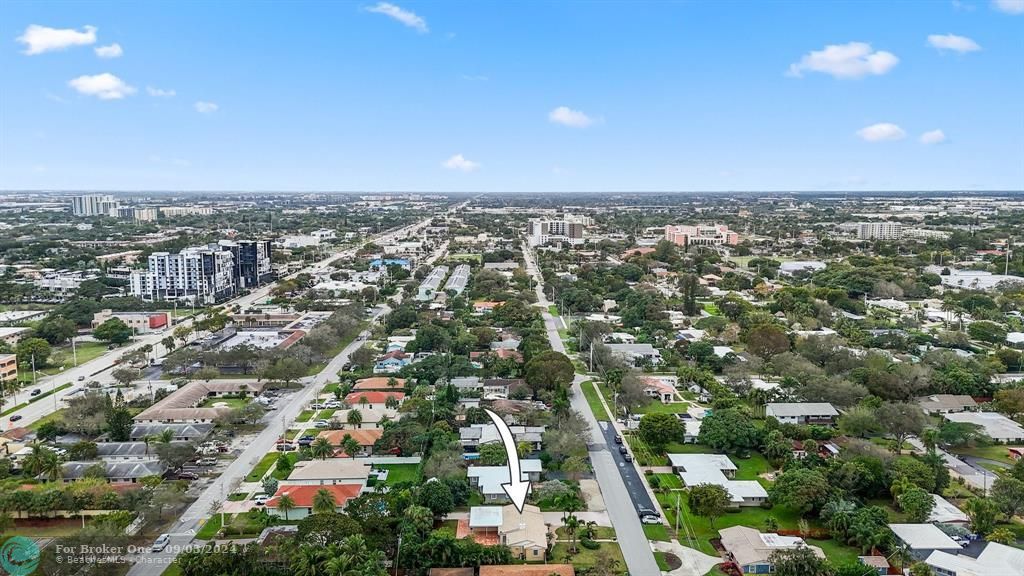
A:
351;377;406;391
266;484;360;520
344;391;405;410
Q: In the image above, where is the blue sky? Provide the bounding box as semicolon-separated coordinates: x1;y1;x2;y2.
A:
1;0;1021;192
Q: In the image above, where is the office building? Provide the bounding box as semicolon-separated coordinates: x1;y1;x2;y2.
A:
71;194;120;217
664;224;739;246
218;239;274;289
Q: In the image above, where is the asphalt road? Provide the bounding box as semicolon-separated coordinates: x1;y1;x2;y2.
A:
599;421;656;513
523;241;661;576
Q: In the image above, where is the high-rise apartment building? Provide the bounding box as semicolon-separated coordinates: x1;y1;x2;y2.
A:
71;194;119;217
526;217;586;247
855;222;903;240
130;240;274;303
218;239;274;289
664;224;739;246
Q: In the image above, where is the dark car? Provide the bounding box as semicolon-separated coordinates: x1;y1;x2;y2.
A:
638;507;660;519
623;453;633;463
30;389;41;396
614;435;623;444
618;445;629;455
9;415;22;422
177;471;199;480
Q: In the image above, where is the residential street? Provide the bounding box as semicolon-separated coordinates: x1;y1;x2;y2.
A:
522;242;662;576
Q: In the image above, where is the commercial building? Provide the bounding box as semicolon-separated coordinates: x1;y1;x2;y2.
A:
526;217;585;247
0;327;31;347
0;354;17;386
133;381;265;424
71;194;119;217
91;310;169;333
854;221;903;240
218;239;274;290
664;224;739;246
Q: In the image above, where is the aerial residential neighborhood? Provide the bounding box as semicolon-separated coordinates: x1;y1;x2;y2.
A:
1;1;1022;576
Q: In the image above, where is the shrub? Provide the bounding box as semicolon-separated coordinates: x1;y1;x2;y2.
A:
580;538;600;550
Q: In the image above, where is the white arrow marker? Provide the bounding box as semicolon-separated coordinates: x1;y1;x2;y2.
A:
484;408;531;513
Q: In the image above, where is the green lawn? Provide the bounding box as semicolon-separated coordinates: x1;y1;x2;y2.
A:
551;542;627;575
228;492;248;501
556;526;617;540
951;445;1017;465
657;495;805;555
548;305;560;317
625;433;668;466
701;302;721;316
271;453;301;480
17;341;108;382
644;524;671;541
199;396;249;409
28;408;66;431
807;538;861;565
195;514;224;540
733;452;772;481
378;463;421;485
244;452;279;482
655;551;672;571
295;410;314;423
650;473;684;489
580;381;610;421
635;401;691;415
317;409;337;419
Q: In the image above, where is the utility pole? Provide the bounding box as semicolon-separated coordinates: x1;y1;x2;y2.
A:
71;335;78;366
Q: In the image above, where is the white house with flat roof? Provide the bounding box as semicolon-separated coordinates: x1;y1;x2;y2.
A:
468;460;542;502
926;542;1024;576
889;523;961;561
944;412;1024;443
667;453;768;507
765;403;839;425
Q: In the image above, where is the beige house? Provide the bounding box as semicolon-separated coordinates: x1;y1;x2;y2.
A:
467;504;548;562
285;459;372;487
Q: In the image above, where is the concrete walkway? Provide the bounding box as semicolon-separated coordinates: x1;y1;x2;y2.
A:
651;540;722;576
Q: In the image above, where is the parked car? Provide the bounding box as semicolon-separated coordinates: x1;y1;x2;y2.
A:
253;495;269;506
151;534;171;552
638;507;660;519
177;471;199;480
9;415;22;422
640;514;661;524
623;453;633;463
313;420;330;428
276;443;296;452
618;445;629;455
77;375;86;381
310;403;325;410
197;458;218;466
614;435;623;444
298;435;314;442
30;389;41;396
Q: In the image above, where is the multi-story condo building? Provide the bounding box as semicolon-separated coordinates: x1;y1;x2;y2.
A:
131;246;237;304
218;239;274;290
35;270;100;297
855;221;903;240
526;217;585;247
0;354;17;389
71;194;119;217
664;224;739;246
160;206;215;217
115;206;159;222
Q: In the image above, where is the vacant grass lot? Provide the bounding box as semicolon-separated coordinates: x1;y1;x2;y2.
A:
18;342;108;382
635;401;691;415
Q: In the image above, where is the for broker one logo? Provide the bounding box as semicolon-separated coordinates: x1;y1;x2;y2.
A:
1;536;40;576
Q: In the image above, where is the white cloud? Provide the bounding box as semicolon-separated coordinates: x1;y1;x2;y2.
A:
856;123;906;142
787;42;899;79
366;3;428;33
94;43;123;58
920;129;947;145
67;73;136;100
548;106;595;128
993;0;1024;14
17;24;96;55
928;34;981;53
442;154;480;172
194;101;219;113
146;86;176;97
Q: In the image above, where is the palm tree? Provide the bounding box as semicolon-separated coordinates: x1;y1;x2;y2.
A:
311;438;333;460
347;409;363;428
359;396;370;410
564;514;582;553
24;442;62;481
290;544;324;576
312;488;337;514
276;493;296;521
341;435;361;460
158;428;175;444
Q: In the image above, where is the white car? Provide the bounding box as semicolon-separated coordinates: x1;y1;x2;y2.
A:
151;534;171;552
253;495;269;506
323;401;342;409
312;420;330;428
310;403;325;410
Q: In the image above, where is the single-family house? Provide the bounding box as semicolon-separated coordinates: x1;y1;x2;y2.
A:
459;423;545;452
467;460;542;502
765;403;839;425
928;494;969;525
285;459;372;487
889;523;962;561
466;504;548;561
917;394;978;415
266;484;361;520
719;526;826;574
605;343;662;366
473;301;503;314
945;412;1024;443
352;377;406;391
317;428;384;457
926;542;1024;576
59;460;165;484
642;376;677;403
130;423;213;442
373;351;413;374
481;378;525;399
667;453;768;507
95;442;156;461
344;391;405;411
